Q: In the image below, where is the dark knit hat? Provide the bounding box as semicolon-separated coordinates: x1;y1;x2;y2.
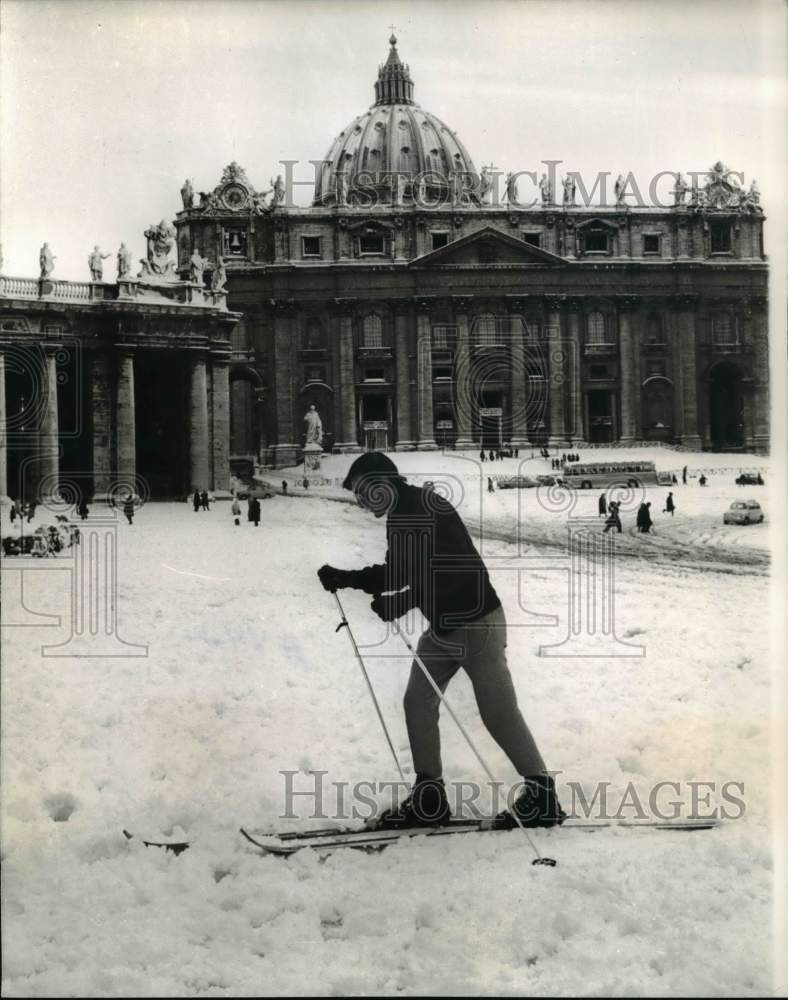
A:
342;452;404;491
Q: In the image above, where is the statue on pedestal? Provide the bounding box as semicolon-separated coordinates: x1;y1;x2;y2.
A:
139;220;177;281
180;178;194;210
614;174;626;206
539;173;553;205
39;243;55;279
270;175;285;206
117;242;133;279
210;256;227;292
673;172;688;206
189;248;206;286
304;404;323;446
504;172;518;205
562;175;576;206
88;245;110;281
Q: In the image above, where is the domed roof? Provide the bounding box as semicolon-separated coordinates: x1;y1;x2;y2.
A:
313;35;480;207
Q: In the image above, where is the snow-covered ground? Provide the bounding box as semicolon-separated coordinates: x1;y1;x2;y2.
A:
0;448;776;996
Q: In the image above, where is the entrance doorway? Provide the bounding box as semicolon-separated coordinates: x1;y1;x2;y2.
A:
477;391;503;448
588;389;614;444
709;363;744;449
361;394;389;450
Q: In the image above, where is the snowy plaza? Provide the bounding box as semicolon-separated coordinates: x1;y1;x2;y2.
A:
0;447;775;996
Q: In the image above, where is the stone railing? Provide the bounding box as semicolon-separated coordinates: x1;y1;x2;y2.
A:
0;275;41;298
0;274;229;311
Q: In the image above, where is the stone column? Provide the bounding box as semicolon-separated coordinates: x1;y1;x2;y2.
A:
567;309;585;443
116;350;136;488
38;347;60;500
509;315;529;447
674;299;702;449
211;358;231;493
189;354;210;491
453;313;474;449
91;351;113;499
751;303;770;452
0;351;8;504
547;306;567;447
416;311;437;449
336;315;358;451
618;307;637;442
394;312;414;450
272;311;298;466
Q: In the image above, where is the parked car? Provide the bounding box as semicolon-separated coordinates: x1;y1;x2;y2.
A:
735;473;764;486
723;500;764;525
536;474;562;486
497;475;539;490
235;484;275;501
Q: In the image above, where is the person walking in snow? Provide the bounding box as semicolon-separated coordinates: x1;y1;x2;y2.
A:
282;480;288;495
249;497;261;527
603;501;622;534
487;477;494;493
231;497;242;526
77;499;89;521
123;494;135;525
663;492;675;516
598;492;607;517
698;474;707;487
317;452;565;831
682;465;688;485
193;489;201;512
200;490;210;510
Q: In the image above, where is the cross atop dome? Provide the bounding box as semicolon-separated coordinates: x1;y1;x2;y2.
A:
374;32;415;105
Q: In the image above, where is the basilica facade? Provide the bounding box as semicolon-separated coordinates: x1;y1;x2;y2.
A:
173;36;769;473
0;36;771;502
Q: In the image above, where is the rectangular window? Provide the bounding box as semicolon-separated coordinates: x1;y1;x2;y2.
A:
583;231;609;253
364;368;386;382
431;325;456;351
223;229;248;257
643;234;661;255
302;236;321;258
431;232;449;250
590;364;609;378
433;366;452;380
710;223;732;254
359;235;385;255
523;232;542;248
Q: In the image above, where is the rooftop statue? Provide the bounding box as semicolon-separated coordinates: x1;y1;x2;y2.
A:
189;248;206;286
180;178;194;210
139;220;177;281
88;245;110;281
562;174;576;206
539;172;553;205
117;242;133;279
39;242;55;279
210;256;227;292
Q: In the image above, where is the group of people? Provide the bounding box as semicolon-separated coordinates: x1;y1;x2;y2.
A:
7;500;37;524
230;494;262;526
599;490;676;534
192;489;211;511
479;446;519;462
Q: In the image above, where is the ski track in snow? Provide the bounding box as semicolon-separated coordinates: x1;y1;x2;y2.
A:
0;449;773;996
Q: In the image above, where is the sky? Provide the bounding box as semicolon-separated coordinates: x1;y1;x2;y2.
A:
0;0;785;281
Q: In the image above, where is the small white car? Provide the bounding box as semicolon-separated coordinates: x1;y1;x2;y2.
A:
723;500;764;525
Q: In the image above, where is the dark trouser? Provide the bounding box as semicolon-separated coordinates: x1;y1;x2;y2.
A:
403;606;546;780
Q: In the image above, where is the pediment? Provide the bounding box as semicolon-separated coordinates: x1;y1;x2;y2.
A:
410;226;565;267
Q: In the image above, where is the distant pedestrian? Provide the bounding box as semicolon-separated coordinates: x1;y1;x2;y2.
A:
231;497;241;526
699;474;707;487
756;473;764;485
193;489;201;512
123;494;135;525
26;501;36;523
514;447;519;458
302;478;309;490
200;490;210;510
603;502;622;534
672;474;678;485
663;492;675;516
77;499;89;521
9;502;16;524
637;501;653;534
247;497;253;522
488;477;494;493
598;492;607;517
250;497;261;527
682;465;688;485
282;480;288;495
480;450;486;462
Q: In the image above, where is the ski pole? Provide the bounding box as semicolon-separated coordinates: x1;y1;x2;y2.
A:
332;592;406;783
391;621;556;867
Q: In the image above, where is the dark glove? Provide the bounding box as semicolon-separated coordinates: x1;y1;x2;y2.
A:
318;564;351;593
370;592;409;622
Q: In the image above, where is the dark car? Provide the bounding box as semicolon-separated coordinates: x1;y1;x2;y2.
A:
735;473;764;486
497;475;539;490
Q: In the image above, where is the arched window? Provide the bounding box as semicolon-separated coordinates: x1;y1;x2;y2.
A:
362;314;383;348
645;314;663;345
587;312;607;345
475;314;497;345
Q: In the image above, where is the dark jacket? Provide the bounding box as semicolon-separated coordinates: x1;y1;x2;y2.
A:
345;482;500;635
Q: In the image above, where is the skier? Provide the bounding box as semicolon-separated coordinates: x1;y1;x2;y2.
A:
250;496;261;527
317;452;565;831
231;496;242;526
663;492;675;516
598;492;607;517
193;489;201;512
487;477;494;493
